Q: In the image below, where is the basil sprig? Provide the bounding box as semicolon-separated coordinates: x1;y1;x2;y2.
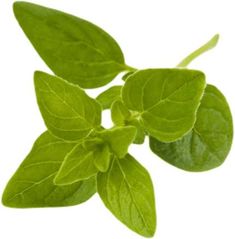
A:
3;2;233;238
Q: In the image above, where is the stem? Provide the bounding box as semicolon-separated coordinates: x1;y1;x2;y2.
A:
125;64;138;72
177;34;219;68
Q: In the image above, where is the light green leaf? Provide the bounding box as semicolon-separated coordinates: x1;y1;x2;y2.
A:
93;144;111;172
96;86;122;109
13;2;132;88
177;34;219;68
111;100;145;144
150;85;233;171
111;100;131;125
2;132;96;208
54;139;101;185
128;119;146;144
34;71;101;141
97;154;156;237
122;69;206;142
99;126;136;158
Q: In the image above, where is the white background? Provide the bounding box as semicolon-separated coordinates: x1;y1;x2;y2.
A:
0;0;234;238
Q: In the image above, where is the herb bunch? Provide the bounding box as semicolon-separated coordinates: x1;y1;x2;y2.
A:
2;2;233;238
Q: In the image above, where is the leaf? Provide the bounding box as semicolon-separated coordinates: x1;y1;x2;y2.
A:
177;34;219;67
93;144;111;172
96;86;122;109
97;154;156;237
111;100;145;144
54;139;101;185
34;71;101;141
13;2;132;88
99;126;136;158
150;85;233;171
122;71;135;81
2;132;96;208
128;119;146;144
122;69;206;142
111;100;131;125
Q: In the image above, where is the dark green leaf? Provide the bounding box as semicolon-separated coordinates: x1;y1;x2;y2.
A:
122;71;135;81
2;132;96;208
97;154;156;237
150;85;233;171
34;71;101;141
96;86;122;109
99;126;136;158
122;69;206;142
13;2;130;88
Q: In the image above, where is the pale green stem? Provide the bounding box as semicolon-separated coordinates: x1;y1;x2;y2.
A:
177;34;219;68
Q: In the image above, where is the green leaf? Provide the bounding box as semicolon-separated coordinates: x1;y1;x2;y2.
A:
122;69;206;142
34;71;101;141
97;154;156;237
150;85;233;171
111;100;145;144
96;86;122;110
99;126;136;158
177;34;219;67
111;100;131;125
54;139;101;185
122;71;135;81
93;144;111;172
13;2;131;88
2;132;96;208
128;119;146;144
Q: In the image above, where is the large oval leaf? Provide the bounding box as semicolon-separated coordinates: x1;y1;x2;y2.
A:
122;69;206;142
13;2;129;88
34;71;101;141
150;85;233;171
2;132;96;208
97;154;156;237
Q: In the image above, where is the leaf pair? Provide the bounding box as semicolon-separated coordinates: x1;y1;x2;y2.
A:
2;132;96;207
55;126;137;185
150;84;233;171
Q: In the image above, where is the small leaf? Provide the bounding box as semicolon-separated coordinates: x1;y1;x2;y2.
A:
177;34;219;67
111;100;131;125
93;144;111;172
128;119;146;144
122;69;206;142
13;2;131;88
111;100;145;144
34;71;101;141
2;132;96;208
54;139;101;185
96;86;122;109
99;126;136;158
97;154;156;237
150;85;233;171
122;71;135;81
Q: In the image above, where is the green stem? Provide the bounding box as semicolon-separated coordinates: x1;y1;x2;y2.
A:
177;34;219;68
